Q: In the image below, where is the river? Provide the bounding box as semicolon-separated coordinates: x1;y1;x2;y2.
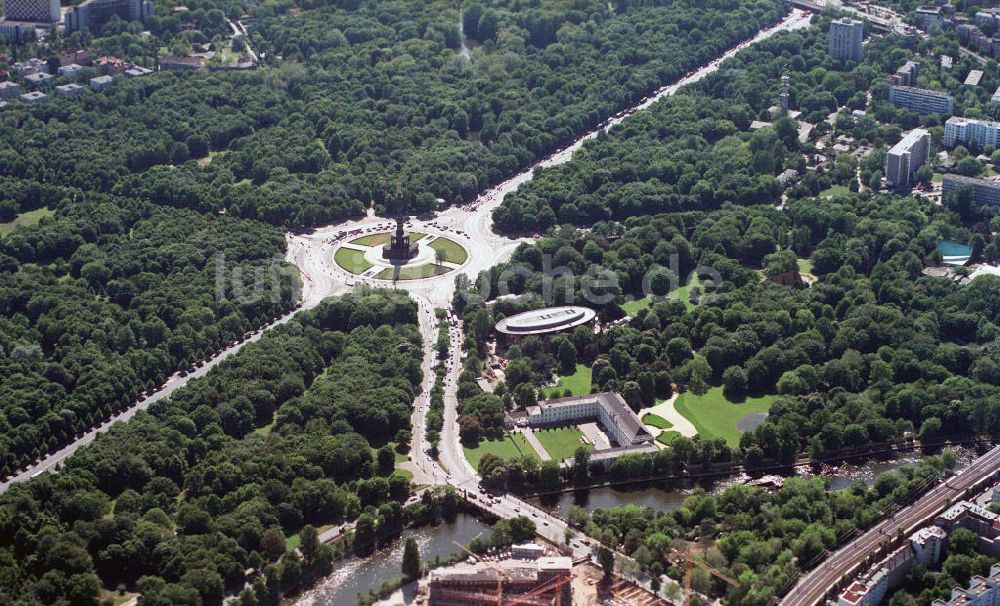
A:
291;514;489;606
528;450;976;517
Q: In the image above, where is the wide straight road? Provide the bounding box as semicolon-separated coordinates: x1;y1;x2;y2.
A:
784;445;1000;606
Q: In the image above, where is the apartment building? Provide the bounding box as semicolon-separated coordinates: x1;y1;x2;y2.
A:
886;129;931;189
889;85;954;115
64;0;154;33
942;174;1000;207
829;18;864;62
2;0;59;23
889;61;919;87
944;116;1000;148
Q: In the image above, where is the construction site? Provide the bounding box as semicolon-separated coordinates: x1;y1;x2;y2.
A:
371;536;739;606
377;539;693;606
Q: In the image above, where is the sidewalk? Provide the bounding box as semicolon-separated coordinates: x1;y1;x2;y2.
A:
519;428;551;461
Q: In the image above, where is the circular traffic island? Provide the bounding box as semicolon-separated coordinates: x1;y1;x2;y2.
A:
333;232;468;281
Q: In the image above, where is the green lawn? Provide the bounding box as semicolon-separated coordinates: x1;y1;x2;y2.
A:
641;413;673;430
429;237;468;264
621;296;652;316
674;386;776;447
624;275;699;314
819;184;850;198
286;523;336;552
0;208;54;237
334;247;372;274
376;263;451;281
797;258;814;274
656;431;682;446
464;434;539;469
533;427;589;462
932;172;945;183
543;364;592;398
351;233;391;246
351;232;427;247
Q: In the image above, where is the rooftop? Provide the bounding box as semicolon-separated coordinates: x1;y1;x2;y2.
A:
890;85;953;99
888;129;929;154
534;392;653;445
496;306;596;335
946;116;1000;129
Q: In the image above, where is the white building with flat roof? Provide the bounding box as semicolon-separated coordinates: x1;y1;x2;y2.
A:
886;129;931;189
944;116;1000;148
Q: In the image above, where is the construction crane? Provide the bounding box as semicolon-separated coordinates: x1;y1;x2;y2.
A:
453;541;511;605
673;547;737;606
504;571;575;606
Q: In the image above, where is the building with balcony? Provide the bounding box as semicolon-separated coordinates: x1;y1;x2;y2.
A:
889;85;954;115
2;0;59;23
942;174;1000;207
829;18;863;62
64;0;154;34
944;116;1000;148
886;129;931;189
889;61;919;87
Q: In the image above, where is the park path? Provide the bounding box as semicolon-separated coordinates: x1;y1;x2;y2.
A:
519;429;551;461
637;393;697;441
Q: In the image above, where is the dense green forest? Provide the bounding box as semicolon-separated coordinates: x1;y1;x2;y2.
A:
457;192;1000;483
0;0;787;227
0;291;442;605
0;185;294;479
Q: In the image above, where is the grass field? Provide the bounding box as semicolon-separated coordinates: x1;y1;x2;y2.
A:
351;233;391;246
429;237;468;264
623;275;699;314
376;263;451;281
674;386;776;446
334;247;372;274
932;172;945;183
656;431;682;446
543;364;592;398
0;208;54;237
351;232;428;247
641;413;673;430
463;434;538;469
819;184;850;198
797;258;814;274
621;296;652;316
533;427;589;462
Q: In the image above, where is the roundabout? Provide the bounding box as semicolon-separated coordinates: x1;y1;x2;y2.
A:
333;230;469;282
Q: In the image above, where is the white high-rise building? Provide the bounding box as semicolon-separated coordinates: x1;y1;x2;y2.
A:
886;129;931;189
944;116;1000;148
829;18;863;62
